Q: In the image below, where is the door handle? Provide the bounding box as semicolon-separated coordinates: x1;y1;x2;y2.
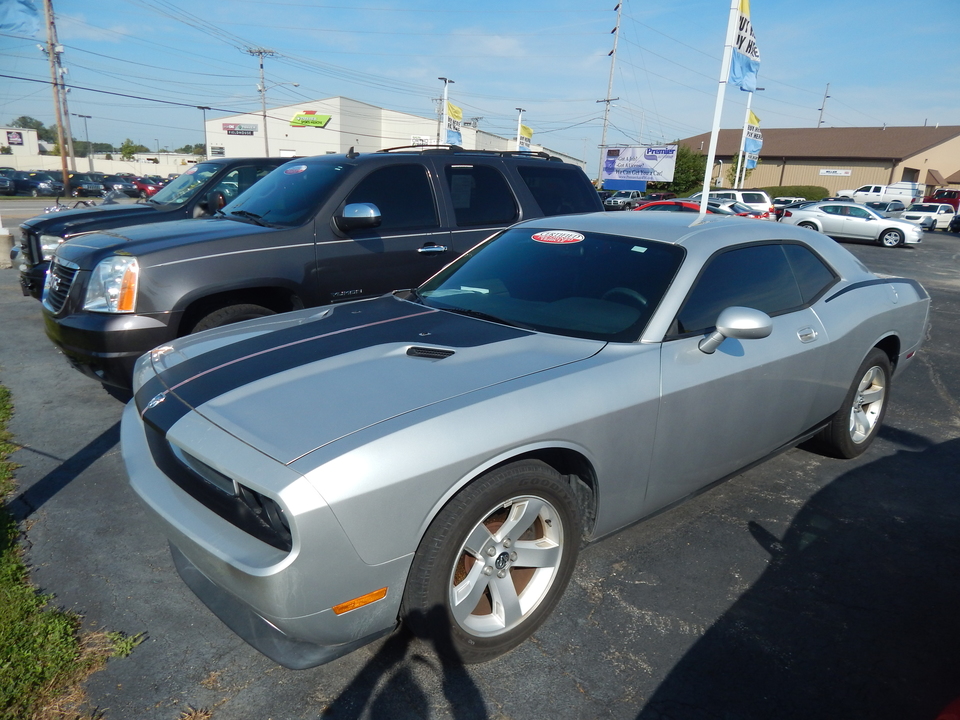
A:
418;244;448;254
797;326;818;343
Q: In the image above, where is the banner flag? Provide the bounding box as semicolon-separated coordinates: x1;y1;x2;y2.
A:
446;101;463;146
743;110;762;169
0;0;40;36
729;0;760;92
519;124;533;150
601;145;677;186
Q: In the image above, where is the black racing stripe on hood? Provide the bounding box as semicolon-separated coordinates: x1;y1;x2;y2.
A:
136;296;532;436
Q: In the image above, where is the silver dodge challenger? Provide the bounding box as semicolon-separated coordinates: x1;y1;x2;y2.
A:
122;212;930;669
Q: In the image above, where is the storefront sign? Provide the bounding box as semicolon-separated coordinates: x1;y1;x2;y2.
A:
819;169;852;176
222;123;258;136
290;111;332;128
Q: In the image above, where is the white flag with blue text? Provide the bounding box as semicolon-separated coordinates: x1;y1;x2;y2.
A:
744;110;762;169
729;0;760;92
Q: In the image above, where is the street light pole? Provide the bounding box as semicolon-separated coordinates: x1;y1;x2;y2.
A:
515;107;526;152
72;113;92;172
197;106;211;159
438;77;454;145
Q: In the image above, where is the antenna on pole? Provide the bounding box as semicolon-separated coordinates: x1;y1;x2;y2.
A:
247;47;278;155
596;2;623;186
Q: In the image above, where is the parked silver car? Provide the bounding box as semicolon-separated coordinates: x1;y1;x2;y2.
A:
123;213;929;669
780;200;924;247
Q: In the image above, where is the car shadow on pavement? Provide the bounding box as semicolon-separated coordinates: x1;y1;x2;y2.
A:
9;421;120;520
635;435;960;720
321;606;487;720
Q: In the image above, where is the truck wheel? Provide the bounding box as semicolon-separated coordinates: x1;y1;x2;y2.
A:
189;304;276;333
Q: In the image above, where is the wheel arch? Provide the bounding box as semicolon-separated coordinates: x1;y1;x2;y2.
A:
873;333;901;373
416;444;600;548
177;287;305;336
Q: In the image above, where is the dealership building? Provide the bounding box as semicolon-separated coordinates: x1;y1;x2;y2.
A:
205;96;584;167
679;125;960;193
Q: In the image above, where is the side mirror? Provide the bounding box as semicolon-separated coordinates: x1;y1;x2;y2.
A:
203;190;227;215
699;306;773;354
335;202;382;232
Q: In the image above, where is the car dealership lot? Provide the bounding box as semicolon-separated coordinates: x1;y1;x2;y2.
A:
2;228;960;719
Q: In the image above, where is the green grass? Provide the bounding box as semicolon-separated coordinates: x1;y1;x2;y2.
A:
0;385;139;719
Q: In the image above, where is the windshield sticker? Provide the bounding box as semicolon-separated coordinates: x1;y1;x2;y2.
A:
532;231;584;244
284;165;308;175
185;166;198;175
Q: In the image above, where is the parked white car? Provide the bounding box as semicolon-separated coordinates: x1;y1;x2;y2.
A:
780;200;924;247
688;189;774;218
836;182;923;205
901;202;956;230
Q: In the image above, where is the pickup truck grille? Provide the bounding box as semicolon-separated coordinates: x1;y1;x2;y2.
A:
43;258;79;314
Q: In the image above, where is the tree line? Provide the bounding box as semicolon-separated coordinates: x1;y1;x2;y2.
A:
3;116;204;157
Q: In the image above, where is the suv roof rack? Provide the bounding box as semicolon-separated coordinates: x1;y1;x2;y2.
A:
376;145;560;161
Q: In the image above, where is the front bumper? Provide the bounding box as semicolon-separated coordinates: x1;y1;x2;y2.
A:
121;400;410;668
43;306;177;388
19;261;47;299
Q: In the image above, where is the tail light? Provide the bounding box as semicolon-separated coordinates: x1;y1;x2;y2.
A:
783;210;793;218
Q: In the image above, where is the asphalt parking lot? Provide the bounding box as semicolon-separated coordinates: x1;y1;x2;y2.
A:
1;214;959;720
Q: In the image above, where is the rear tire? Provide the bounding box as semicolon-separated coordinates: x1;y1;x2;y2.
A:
816;348;891;458
402;460;581;664
189;303;276;333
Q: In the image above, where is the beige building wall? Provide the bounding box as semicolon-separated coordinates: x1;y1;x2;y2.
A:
897;133;960;188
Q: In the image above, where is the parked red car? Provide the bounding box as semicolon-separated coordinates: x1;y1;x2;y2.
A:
633;200;733;214
132;176;165;198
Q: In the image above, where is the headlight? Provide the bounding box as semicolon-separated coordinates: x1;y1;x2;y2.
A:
84;256;139;313
40;234;65;260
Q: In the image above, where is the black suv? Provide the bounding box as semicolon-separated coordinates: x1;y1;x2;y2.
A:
16;157;287;298
42;148;601;388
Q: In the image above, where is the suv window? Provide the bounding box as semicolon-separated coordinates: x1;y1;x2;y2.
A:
209;165;274;203
517;165;603;216
347;164;439;230
741;192;767;204
444;164;518;226
675;244;804;335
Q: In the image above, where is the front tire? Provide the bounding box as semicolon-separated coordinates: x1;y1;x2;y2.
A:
879;228;904;247
189;303;276;333
402;460;581;664
816;348;891;458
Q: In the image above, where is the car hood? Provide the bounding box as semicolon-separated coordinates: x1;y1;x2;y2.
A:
134;295;604;464
20;203;158;235
53;217;269;268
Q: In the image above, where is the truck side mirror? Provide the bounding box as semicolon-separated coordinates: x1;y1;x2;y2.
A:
335;202;382;232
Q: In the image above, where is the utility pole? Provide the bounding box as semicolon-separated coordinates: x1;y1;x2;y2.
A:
596;2;623;185
197;106;211;159
817;83;831;128
247;47;277;156
42;0;70;190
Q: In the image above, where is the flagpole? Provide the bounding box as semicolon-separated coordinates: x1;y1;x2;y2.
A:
693;0;741;225
734;91;754;189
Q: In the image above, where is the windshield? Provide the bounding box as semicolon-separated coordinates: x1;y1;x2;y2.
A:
418;227;685;342
149;163;221;207
612;191;633;199
221;161;355;228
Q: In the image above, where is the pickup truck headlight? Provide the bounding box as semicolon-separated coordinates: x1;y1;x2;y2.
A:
40;234;65;260
84;256;139;313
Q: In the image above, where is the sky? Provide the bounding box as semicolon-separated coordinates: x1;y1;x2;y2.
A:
1;0;958;175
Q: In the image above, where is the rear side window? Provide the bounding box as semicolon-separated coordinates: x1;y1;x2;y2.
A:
444;164;518;226
782;243;837;304
516;165;600;216
347;164;439;230
741;192;768;204
675;244;803;335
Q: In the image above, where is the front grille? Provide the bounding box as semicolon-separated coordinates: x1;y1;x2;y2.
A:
142;422;292;552
19;228;36;264
43;257;79;314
